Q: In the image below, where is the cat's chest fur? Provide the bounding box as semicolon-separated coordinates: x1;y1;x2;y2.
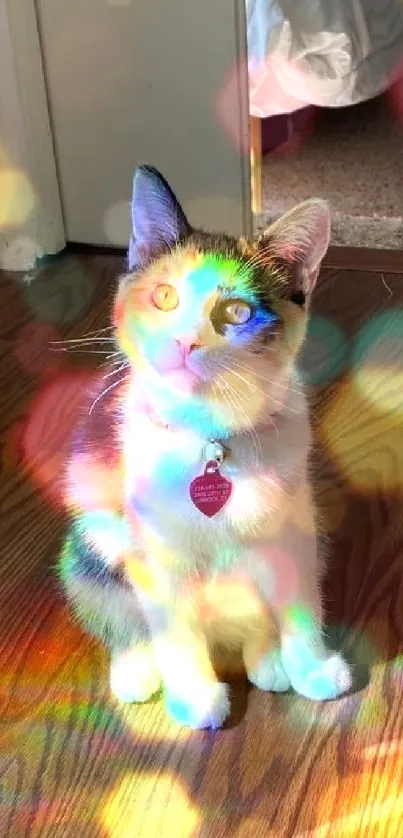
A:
123;407;309;554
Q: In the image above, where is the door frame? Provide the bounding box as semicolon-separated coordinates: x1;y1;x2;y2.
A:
0;0;65;272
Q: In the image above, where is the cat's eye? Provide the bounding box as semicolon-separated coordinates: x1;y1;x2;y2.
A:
223;300;252;325
151;284;179;311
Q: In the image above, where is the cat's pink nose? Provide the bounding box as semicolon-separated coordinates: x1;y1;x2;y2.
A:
176;338;200;357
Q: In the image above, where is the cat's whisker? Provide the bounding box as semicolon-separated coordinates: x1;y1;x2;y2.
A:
217;363;264;397
49;337;115;346
215;362;302;414
99;355;126;370
231;369;303;399
88;374;131;415
50;347;115;356
214;378;250;451
102;361;131;380
229;359;306;397
218;349;306;419
215;381;238;433
215;376;240;430
78;326;115;338
220;360;286;400
269;413;280;439
223;363;300;418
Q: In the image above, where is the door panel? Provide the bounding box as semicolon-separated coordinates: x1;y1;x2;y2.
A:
36;0;251;246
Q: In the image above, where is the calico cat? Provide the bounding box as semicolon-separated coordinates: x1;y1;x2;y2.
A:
59;165;352;729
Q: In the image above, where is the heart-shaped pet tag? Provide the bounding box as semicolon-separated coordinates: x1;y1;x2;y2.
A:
189;460;232;518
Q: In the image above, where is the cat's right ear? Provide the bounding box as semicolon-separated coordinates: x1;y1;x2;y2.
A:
128;165;192;270
259;200;331;300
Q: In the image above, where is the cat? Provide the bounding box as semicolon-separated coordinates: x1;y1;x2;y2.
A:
58;164;352;729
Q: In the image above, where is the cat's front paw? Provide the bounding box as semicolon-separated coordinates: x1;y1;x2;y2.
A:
110;646;162;703
282;644;352;701
165;681;230;729
247;648;291;693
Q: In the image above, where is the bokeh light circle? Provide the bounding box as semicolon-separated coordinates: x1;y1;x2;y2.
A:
103;201;131;246
20;368;94;506
318;372;403;492
352;309;403;416
101;772;199;838
214;58;250;153
299;314;347;387
0;168;35;227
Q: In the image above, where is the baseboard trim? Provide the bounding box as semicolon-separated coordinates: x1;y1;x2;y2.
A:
66;242;126;258
323;246;403;273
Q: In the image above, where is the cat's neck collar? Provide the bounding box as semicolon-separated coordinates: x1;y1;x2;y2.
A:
145;404;276;461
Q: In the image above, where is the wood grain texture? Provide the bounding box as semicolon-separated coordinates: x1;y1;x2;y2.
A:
1;253;403;837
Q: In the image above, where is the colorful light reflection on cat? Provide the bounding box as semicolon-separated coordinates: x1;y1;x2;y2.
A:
54;164;354;729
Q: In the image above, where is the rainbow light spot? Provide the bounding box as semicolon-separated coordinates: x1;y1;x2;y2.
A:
301;314;347;387
125;556;162;595
80;510;132;559
308;768;403;837
101;773;199;838
286;604;318;635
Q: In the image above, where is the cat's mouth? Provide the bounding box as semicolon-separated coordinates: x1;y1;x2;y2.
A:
152;350;212;394
150;344;207;377
158;367;203;397
183;352;209;381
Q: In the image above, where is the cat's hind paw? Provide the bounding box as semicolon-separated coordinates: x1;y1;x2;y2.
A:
247;648;291;693
110;646;161;703
282;646;352;701
165;681;230;729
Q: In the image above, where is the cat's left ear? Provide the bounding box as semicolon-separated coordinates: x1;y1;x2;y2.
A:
259;199;331;299
128;164;192;270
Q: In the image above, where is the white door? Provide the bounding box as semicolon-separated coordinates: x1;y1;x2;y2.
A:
35;0;252;248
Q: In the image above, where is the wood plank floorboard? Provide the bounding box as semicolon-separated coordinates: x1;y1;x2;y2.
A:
1;251;403;837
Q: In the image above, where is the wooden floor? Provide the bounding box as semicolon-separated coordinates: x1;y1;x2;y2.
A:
2;249;403;837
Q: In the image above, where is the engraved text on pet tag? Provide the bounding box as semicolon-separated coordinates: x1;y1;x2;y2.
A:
189;459;232;518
